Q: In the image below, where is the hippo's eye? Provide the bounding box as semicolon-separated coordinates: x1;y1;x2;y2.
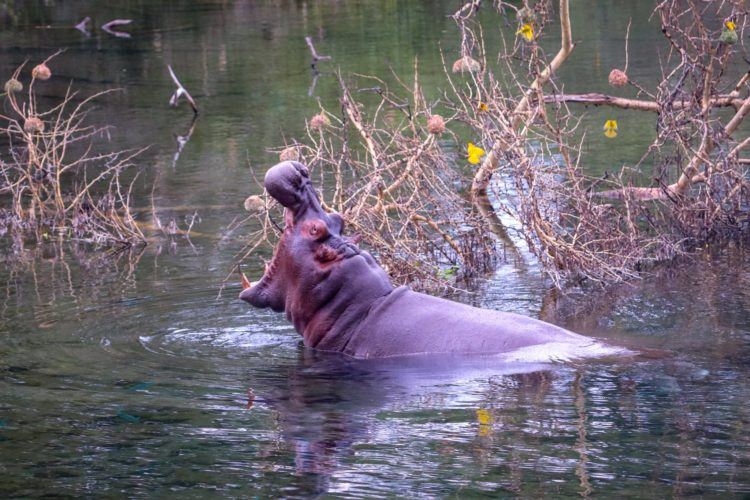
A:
306;220;328;240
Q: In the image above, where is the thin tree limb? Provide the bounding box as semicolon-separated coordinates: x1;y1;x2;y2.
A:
167;65;198;115
472;0;575;195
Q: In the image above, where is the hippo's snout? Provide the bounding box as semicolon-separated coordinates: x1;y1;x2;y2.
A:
239;283;273;309
239;286;253;302
264;161;309;209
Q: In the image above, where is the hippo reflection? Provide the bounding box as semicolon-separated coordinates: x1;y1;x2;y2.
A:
240;161;625;360
257;349;557;494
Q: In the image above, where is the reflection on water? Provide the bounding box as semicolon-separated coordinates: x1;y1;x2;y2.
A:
2;244;750;497
2;250;750;496
1;0;750;497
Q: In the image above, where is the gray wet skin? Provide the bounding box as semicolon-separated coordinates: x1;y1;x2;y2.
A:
241;161;611;360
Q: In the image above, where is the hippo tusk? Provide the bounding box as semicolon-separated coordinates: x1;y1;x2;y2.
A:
240;272;252;290
238;264;252;290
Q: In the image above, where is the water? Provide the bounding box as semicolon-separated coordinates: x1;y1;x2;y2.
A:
1;1;750;497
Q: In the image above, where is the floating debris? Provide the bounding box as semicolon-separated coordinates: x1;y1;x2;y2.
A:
74;16;91;36
101;19;133;38
167;65;198;114
305;35;332;71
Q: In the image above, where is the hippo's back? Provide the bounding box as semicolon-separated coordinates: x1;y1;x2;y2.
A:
343;287;625;360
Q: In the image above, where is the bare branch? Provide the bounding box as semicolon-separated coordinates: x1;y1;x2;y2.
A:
167;65;198;114
472;0;575;195
305;36;332;71
101;19;133;38
544;93;744;112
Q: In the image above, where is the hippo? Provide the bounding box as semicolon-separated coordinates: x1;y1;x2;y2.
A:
239;161;626;361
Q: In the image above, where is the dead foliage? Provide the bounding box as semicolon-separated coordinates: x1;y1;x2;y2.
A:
240;0;750;291
0;54;146;252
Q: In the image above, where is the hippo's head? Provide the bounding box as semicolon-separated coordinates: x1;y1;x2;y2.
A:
240;161;393;347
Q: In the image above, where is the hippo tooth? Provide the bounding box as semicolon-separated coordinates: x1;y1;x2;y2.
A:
240;272;252;290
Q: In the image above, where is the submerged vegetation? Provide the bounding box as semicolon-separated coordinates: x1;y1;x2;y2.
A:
0;54;145;253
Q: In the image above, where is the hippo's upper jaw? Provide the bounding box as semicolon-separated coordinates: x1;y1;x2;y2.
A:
263;161;324;220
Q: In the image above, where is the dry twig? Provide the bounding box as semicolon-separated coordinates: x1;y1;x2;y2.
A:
167;65;198;114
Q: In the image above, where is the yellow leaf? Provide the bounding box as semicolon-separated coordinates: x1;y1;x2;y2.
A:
604;119;618;138
467;142;486;164
725;20;736;31
477;408;493;425
478;102;489;112
517;23;534;42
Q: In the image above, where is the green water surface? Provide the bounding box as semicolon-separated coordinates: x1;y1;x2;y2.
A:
1;1;749;497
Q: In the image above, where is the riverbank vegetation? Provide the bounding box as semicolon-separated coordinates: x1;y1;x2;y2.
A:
243;0;750;291
465;0;750;287
3;2;747;294
0;54;146;254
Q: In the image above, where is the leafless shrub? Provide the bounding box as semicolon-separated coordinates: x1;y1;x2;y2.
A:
461;0;750;287
237;69;497;293
240;0;750;291
0;55;146;251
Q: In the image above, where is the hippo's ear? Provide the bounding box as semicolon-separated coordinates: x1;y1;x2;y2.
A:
328;212;345;235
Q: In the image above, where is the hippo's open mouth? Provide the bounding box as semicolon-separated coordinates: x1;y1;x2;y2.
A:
239;232;285;307
239;160;357;306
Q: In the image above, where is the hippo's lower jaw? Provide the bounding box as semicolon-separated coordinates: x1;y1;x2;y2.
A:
239;285;271;310
241;161;626;361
